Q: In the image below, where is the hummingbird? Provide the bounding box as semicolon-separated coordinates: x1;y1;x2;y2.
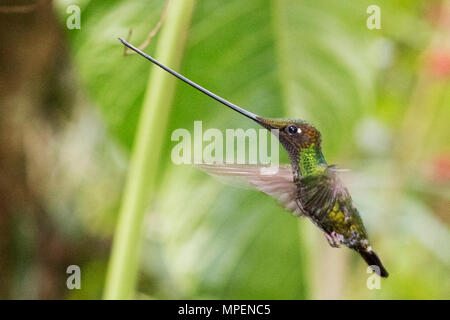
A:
119;38;389;278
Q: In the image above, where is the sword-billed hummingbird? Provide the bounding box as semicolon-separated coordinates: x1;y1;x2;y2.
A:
119;38;389;278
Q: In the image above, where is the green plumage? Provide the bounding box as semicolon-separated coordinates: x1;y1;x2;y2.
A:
296;167;368;247
285;122;389;277
259;117;388;277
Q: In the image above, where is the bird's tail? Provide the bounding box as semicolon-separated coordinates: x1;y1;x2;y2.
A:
357;247;389;278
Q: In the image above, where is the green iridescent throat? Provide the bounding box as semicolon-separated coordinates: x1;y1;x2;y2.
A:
299;144;327;176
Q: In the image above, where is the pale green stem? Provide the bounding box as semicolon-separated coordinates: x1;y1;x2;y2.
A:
104;0;196;300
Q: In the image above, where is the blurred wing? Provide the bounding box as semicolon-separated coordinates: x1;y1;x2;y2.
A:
297;167;351;221
197;164;302;216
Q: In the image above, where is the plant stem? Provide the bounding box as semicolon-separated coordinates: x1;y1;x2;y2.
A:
104;0;196;300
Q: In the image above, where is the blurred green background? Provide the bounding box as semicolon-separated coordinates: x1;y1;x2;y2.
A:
0;0;449;299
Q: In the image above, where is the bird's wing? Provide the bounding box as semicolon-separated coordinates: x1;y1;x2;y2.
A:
296;167;351;222
296;167;369;239
197;164;302;216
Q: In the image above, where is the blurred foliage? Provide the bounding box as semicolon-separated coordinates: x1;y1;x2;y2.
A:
3;0;448;299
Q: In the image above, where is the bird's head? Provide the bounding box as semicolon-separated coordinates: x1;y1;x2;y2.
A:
253;117;326;176
256;117;322;152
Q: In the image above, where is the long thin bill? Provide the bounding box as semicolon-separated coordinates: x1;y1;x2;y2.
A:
119;38;261;123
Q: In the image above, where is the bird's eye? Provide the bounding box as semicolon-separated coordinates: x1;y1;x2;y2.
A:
287;125;298;135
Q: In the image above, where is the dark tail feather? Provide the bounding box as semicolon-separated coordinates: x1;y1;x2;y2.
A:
357;248;389;278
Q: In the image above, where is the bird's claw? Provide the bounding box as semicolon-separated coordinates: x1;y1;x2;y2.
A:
325;231;342;248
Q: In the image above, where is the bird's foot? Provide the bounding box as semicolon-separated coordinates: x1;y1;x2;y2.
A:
325;231;342;248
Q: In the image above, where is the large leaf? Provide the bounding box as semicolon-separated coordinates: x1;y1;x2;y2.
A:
64;0;447;299
66;0;170;149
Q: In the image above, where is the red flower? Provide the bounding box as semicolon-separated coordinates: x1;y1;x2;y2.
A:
426;49;450;78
